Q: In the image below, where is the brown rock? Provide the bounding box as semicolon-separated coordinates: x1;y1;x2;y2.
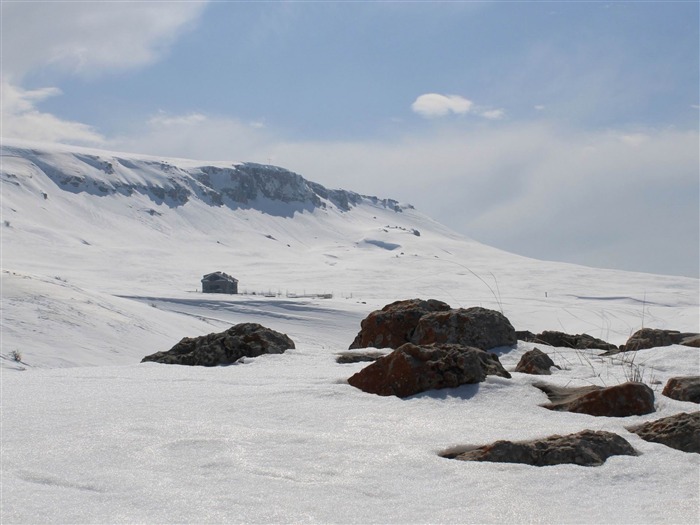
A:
534;381;655;417
410;307;516;350
627;412;699;453
621;328;700;352
347;343;511;398
348;298;450;349
662;376;700;404
515;348;558;375
442;430;637;466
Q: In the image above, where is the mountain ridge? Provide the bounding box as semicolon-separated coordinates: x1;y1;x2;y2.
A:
1;140;407;215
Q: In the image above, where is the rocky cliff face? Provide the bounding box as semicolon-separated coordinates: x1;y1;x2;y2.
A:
1;143;408;213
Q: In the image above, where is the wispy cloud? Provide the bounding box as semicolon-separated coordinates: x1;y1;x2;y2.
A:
0;82;104;144
1;1;208;80
148;112;208;127
1;2;207;145
477;108;506;120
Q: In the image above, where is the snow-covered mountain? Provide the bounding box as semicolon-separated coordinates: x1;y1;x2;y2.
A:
1;140;698;524
2;138;698;367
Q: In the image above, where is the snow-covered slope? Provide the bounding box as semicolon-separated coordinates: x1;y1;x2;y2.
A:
1;140;698;524
2;139;697;368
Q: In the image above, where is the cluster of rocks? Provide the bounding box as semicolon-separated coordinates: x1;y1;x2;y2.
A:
141;297;699;467
342;298;699;466
345;299;516;397
516;327;700;355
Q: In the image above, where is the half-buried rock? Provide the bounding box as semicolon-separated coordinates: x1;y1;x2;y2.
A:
441;430;637;467
141;323;295;366
515;348;559;375
347;343;511;397
626;411;699;454
534;382;655;417
662;376;700;404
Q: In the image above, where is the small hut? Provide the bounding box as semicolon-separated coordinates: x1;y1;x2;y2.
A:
201;272;238;294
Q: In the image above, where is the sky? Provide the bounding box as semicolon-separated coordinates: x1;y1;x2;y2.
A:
1;1;698;278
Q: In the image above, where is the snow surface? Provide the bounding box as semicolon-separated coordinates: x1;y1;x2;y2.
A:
1;140;699;523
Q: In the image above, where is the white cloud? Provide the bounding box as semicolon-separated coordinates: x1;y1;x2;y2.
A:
111;112;272;162
0;2;207;146
0;82;104;145
477;108;506;120
1;2;208;80
411;93;506;121
148;112;208;127
619;133;649;147
411;93;473;118
108;114;699;275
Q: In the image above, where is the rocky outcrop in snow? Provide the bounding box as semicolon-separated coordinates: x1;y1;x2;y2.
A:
411;307;516;351
535;381;655;417
627;412;700;454
515;348;559;375
141;323;295;366
662;376;700;404
1;143;408;214
442;430;637;466
349;298;451;350
517;330;617;352
349;300;516;352
347;343;511;398
619;328;700;352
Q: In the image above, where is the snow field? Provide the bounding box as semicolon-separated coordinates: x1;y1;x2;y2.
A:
2;141;698;523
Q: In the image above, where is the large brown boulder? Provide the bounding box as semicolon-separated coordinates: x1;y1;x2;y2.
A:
347;343;511;398
441;430;637;466
627;412;700;454
141;323;295;366
534;381;655;417
348;298;450;349
662;376;700;404
620;328;700;352
410;307;516;350
515;348;558;375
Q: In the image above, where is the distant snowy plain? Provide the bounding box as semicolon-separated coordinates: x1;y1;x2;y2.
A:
2;140;699;523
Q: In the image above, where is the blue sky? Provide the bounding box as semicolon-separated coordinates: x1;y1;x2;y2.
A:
2;1;699;277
